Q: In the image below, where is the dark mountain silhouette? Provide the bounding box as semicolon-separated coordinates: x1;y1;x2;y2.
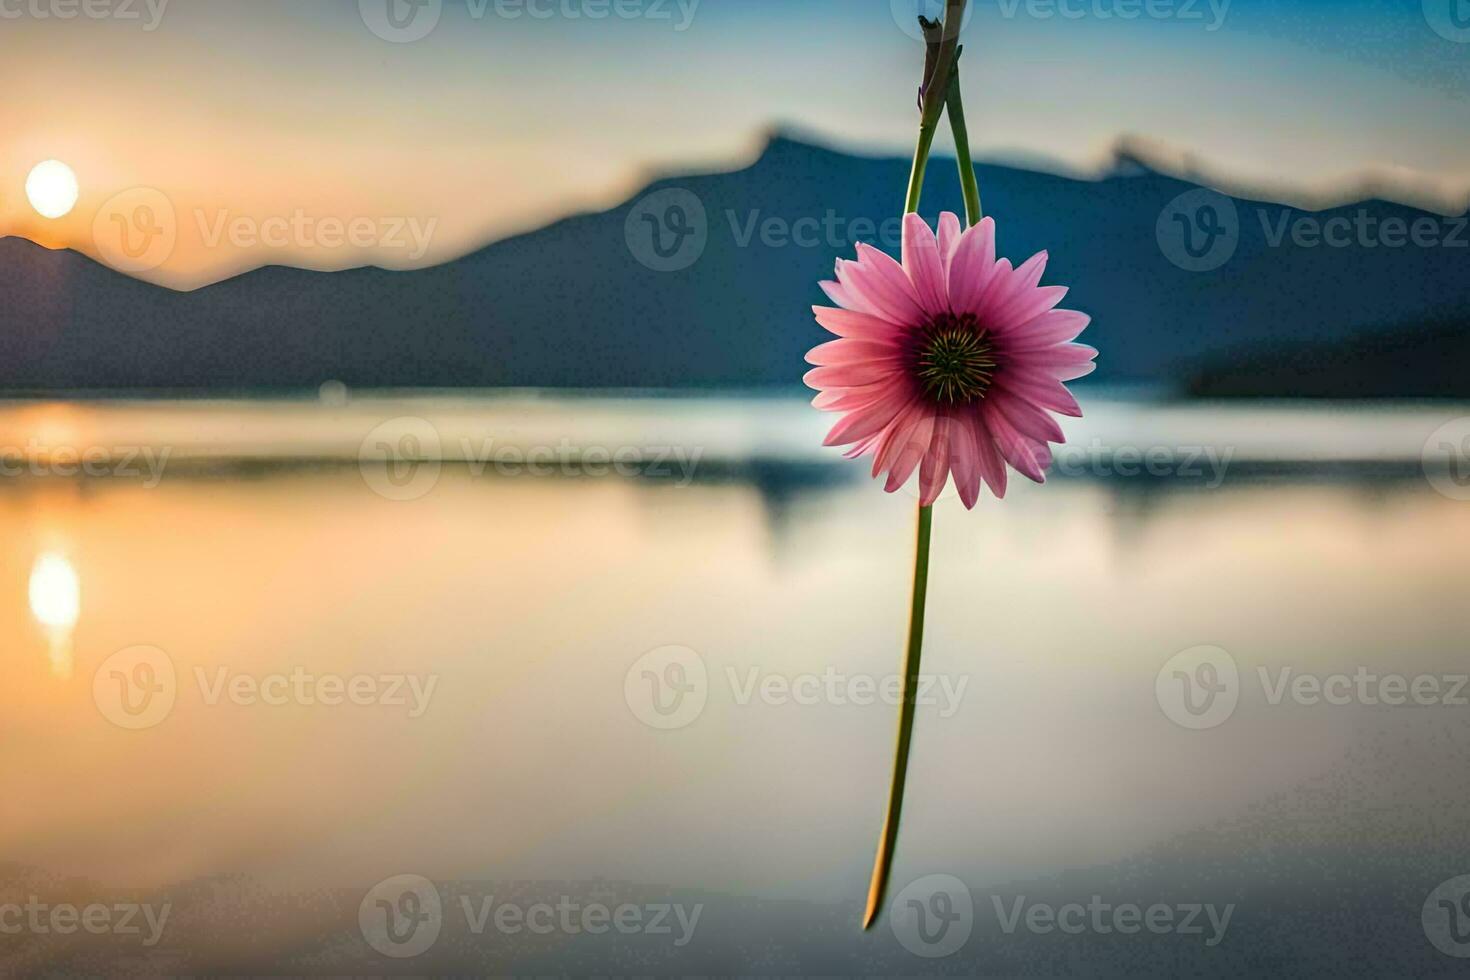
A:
2;134;1467;394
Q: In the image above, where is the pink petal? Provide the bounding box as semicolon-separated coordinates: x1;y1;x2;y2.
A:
975;257;1029;322
902;213;946;315
822;385;912;446
982;404;1048;483
947;414;982;509
885;414;936;494
992;285;1068;332
937;212;963;272
998;310;1092;350
812;306;905;340
841;244;927;326
918;416;952;505
968;257;1013;320
1004;251;1049;298
990;388;1065;444
812;384;891;412
1053;359;1098;382
804;338;901;367
812;389;848;410
804;362;899;389
819;277;879;318
844;433;882;459
973;413;1009;498
1017;342;1098;369
871;400;928;478
947;217;997;314
995;367;1083;417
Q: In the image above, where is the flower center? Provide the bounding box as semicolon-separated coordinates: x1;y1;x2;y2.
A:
914;313;998;405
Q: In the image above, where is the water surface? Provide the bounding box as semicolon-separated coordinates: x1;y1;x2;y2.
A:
1;394;1467;975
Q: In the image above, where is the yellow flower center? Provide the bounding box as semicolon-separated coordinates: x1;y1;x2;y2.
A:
915;313;998;405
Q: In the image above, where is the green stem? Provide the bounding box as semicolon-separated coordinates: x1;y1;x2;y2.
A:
862;502;934;930
903;123;938;216
946;74;984;225
863;28;980;932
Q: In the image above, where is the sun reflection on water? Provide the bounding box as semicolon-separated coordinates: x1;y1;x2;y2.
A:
29;552;80;679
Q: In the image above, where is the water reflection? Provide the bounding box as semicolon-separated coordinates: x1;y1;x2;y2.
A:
0;397;1466;975
28;551;79;679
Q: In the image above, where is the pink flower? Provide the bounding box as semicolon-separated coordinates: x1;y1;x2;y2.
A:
804;212;1097;508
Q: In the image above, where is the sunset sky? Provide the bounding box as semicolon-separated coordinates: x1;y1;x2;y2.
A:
1;0;1467;288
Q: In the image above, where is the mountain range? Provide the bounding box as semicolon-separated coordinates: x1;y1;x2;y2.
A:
2;134;1467;395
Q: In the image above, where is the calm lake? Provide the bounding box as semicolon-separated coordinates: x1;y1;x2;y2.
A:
1;392;1468;975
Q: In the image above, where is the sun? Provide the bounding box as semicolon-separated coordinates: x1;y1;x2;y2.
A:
26;160;80;219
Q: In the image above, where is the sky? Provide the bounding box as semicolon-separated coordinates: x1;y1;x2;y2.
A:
0;0;1467;288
